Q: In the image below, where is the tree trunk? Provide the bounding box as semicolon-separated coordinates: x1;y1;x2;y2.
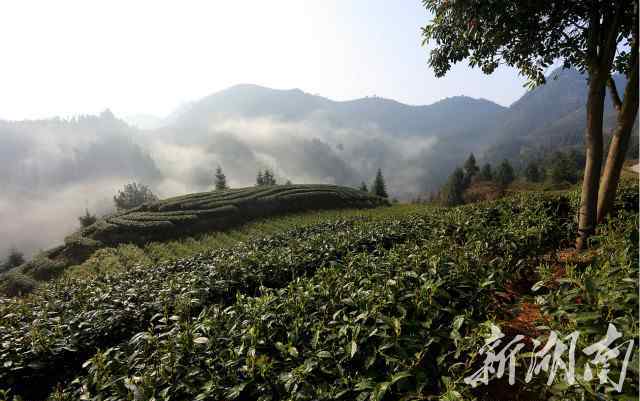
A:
596;49;639;223
576;71;607;250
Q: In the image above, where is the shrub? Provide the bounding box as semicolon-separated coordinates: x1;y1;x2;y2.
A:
113;182;159;210
78;209;98;228
0;273;36;297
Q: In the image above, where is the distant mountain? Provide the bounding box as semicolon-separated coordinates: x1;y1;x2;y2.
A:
170;84;506;139
153;84;509;201
485;67;637;165
2;71;636;258
122;113;165;130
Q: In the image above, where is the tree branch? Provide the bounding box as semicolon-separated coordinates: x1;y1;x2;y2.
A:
600;2;624;68
607;75;622;111
587;11;600;65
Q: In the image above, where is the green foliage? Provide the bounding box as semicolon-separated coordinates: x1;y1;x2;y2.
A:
0;185;580;400
257;169;276;186
0;183;635;400
8;185;388;291
463;153;479;181
371;168;388;198
421;0;635;87
359;181;368;192
1;248;24;273
214;165;228;190
20;255;66;281
78;209;97;228
524;160;543;182
113;182;159;211
550;151;580;184
479;163;493;181
0;272;36;297
496;159;515;187
444;167;466;206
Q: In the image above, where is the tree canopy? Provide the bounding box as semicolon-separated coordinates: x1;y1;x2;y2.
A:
1;248;25;273
422;0;637;249
371;169;388;198
421;0;635;87
496;160;515;187
464;153;479;177
257;169;277;186
444;167;466;206
479;163;493;181
113;182;158;210
214;166;228;190
524;161;542;183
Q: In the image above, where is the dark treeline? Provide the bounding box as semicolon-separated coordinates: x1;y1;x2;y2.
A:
429;150;587;206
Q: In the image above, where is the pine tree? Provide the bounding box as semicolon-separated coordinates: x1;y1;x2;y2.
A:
262;169;276;185
214;166;228;190
78;209;97;228
444;167;466;206
464;153;479;178
359;181;368;192
496;159;515;187
256;171;264;186
371;169;388;198
524;161;542;182
480;163;493;181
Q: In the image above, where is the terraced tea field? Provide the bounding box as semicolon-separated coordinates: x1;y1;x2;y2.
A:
0;184;637;400
6;185;387;291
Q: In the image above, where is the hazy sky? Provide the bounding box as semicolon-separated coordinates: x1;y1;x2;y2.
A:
0;0;532;120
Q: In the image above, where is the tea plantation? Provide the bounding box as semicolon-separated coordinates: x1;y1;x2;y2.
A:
0;184;637;400
6;185;387;291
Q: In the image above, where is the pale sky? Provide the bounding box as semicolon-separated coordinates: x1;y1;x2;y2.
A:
0;0;531;120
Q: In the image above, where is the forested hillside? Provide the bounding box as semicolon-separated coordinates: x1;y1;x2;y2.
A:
486;68;638;165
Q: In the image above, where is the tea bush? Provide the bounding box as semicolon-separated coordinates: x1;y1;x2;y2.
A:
10;185;388;290
0;190;578;400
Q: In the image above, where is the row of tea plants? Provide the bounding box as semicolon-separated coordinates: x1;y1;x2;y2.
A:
2;184;637;400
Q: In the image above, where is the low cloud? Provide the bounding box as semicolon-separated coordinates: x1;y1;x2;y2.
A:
0;111;445;259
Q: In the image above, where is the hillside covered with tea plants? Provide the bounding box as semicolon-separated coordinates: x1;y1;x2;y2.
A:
4;185;386;293
0;181;637;401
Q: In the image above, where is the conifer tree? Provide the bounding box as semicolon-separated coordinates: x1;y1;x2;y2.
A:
464;153;479;178
496;159;515;187
214;165;228;190
444;167;465;206
359;181;368;192
480;163;493;181
262;169;276;185
256;171;264;186
371;169;388;198
524;161;542;182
